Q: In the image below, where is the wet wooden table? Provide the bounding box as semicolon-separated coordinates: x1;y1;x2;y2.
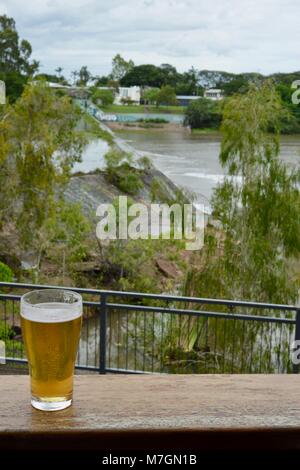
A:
1;374;300;451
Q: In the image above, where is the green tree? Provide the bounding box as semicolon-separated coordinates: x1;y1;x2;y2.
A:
91;88;114;106
76;66;91;86
0;81;86;249
159;64;179;87
93;75;110;86
0;261;14;282
142;87;160;105
220;75;249;96
175;67;200;95
187;82;300;304
0;15;39;101
184;98;221;129
121;64;164;87
156;85;178;106
37;200;92;279
111;54;134;81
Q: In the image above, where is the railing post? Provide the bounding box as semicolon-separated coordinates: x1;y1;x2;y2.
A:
99;293;107;374
293;309;300;374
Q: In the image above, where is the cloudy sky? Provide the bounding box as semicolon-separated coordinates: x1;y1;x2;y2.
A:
1;0;299;79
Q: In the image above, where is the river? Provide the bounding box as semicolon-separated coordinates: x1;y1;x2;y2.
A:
76;128;300;209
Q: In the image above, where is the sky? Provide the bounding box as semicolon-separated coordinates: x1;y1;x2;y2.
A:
1;0;300;80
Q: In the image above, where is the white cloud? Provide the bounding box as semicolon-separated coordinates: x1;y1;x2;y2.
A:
0;0;299;78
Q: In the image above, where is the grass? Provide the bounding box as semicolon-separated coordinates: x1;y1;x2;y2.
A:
100;104;185;115
191;127;221;135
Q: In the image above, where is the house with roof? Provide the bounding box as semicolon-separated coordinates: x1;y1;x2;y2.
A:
176;95;201;106
114;86;141;105
203;89;223;101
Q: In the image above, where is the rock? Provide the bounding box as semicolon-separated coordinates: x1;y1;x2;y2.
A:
156;259;182;279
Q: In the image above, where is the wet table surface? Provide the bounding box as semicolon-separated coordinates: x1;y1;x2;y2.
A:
1;374;300;451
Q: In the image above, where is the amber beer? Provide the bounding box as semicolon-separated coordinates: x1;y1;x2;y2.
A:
21;289;82;411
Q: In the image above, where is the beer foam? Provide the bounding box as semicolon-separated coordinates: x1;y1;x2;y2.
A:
21;302;82;323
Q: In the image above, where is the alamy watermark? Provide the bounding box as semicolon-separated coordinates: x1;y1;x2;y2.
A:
290;340;300;366
0;340;5;365
95;196;206;251
0;80;5;105
291;80;300;105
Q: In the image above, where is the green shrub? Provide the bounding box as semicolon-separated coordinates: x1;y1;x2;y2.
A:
0;321;15;340
0;262;14;282
137;118;168;124
137;155;153;171
104;149;144;196
184;98;222;129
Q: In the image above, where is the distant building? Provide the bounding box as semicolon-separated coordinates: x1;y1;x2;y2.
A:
176;95;200;106
203;89;223;101
36;81;90;99
114;86;141;105
96;86;115;91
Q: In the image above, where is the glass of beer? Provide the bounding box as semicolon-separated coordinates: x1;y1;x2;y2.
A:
21;289;82;411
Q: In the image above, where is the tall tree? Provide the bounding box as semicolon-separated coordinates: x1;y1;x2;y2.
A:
0;81;86;249
111;54;134;81
186;82;300;304
71;70;79;86
76;66;91;86
184;98;221;129
121;64;164;87
0;15;39;101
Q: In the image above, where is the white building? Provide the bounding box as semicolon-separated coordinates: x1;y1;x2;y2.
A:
204;89;223;101
114;86;141;105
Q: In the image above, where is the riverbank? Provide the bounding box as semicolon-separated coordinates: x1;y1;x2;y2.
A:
191;128;221;136
106;121;185;132
100;104;185;114
105;120;221;135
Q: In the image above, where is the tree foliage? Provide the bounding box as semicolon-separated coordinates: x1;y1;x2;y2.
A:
121;62;201;96
156;85;178;106
0;261;14;282
184;98;222;129
142;87;160;105
91;87;114;106
0;81;86;250
76;66;91;86
104;149;144;195
0;14;39;101
111;54;134;81
186;82;300;304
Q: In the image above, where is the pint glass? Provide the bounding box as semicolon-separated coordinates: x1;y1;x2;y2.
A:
21;289;82;411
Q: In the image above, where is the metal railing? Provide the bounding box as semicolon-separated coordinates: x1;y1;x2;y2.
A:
0;282;299;374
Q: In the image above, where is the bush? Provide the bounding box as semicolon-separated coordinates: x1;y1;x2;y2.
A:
156;85;178;106
0;262;14;282
0;321;15;340
137;155;153;171
91;88;114;107
184;98;222;129
104;149;144;196
137;118;168;124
